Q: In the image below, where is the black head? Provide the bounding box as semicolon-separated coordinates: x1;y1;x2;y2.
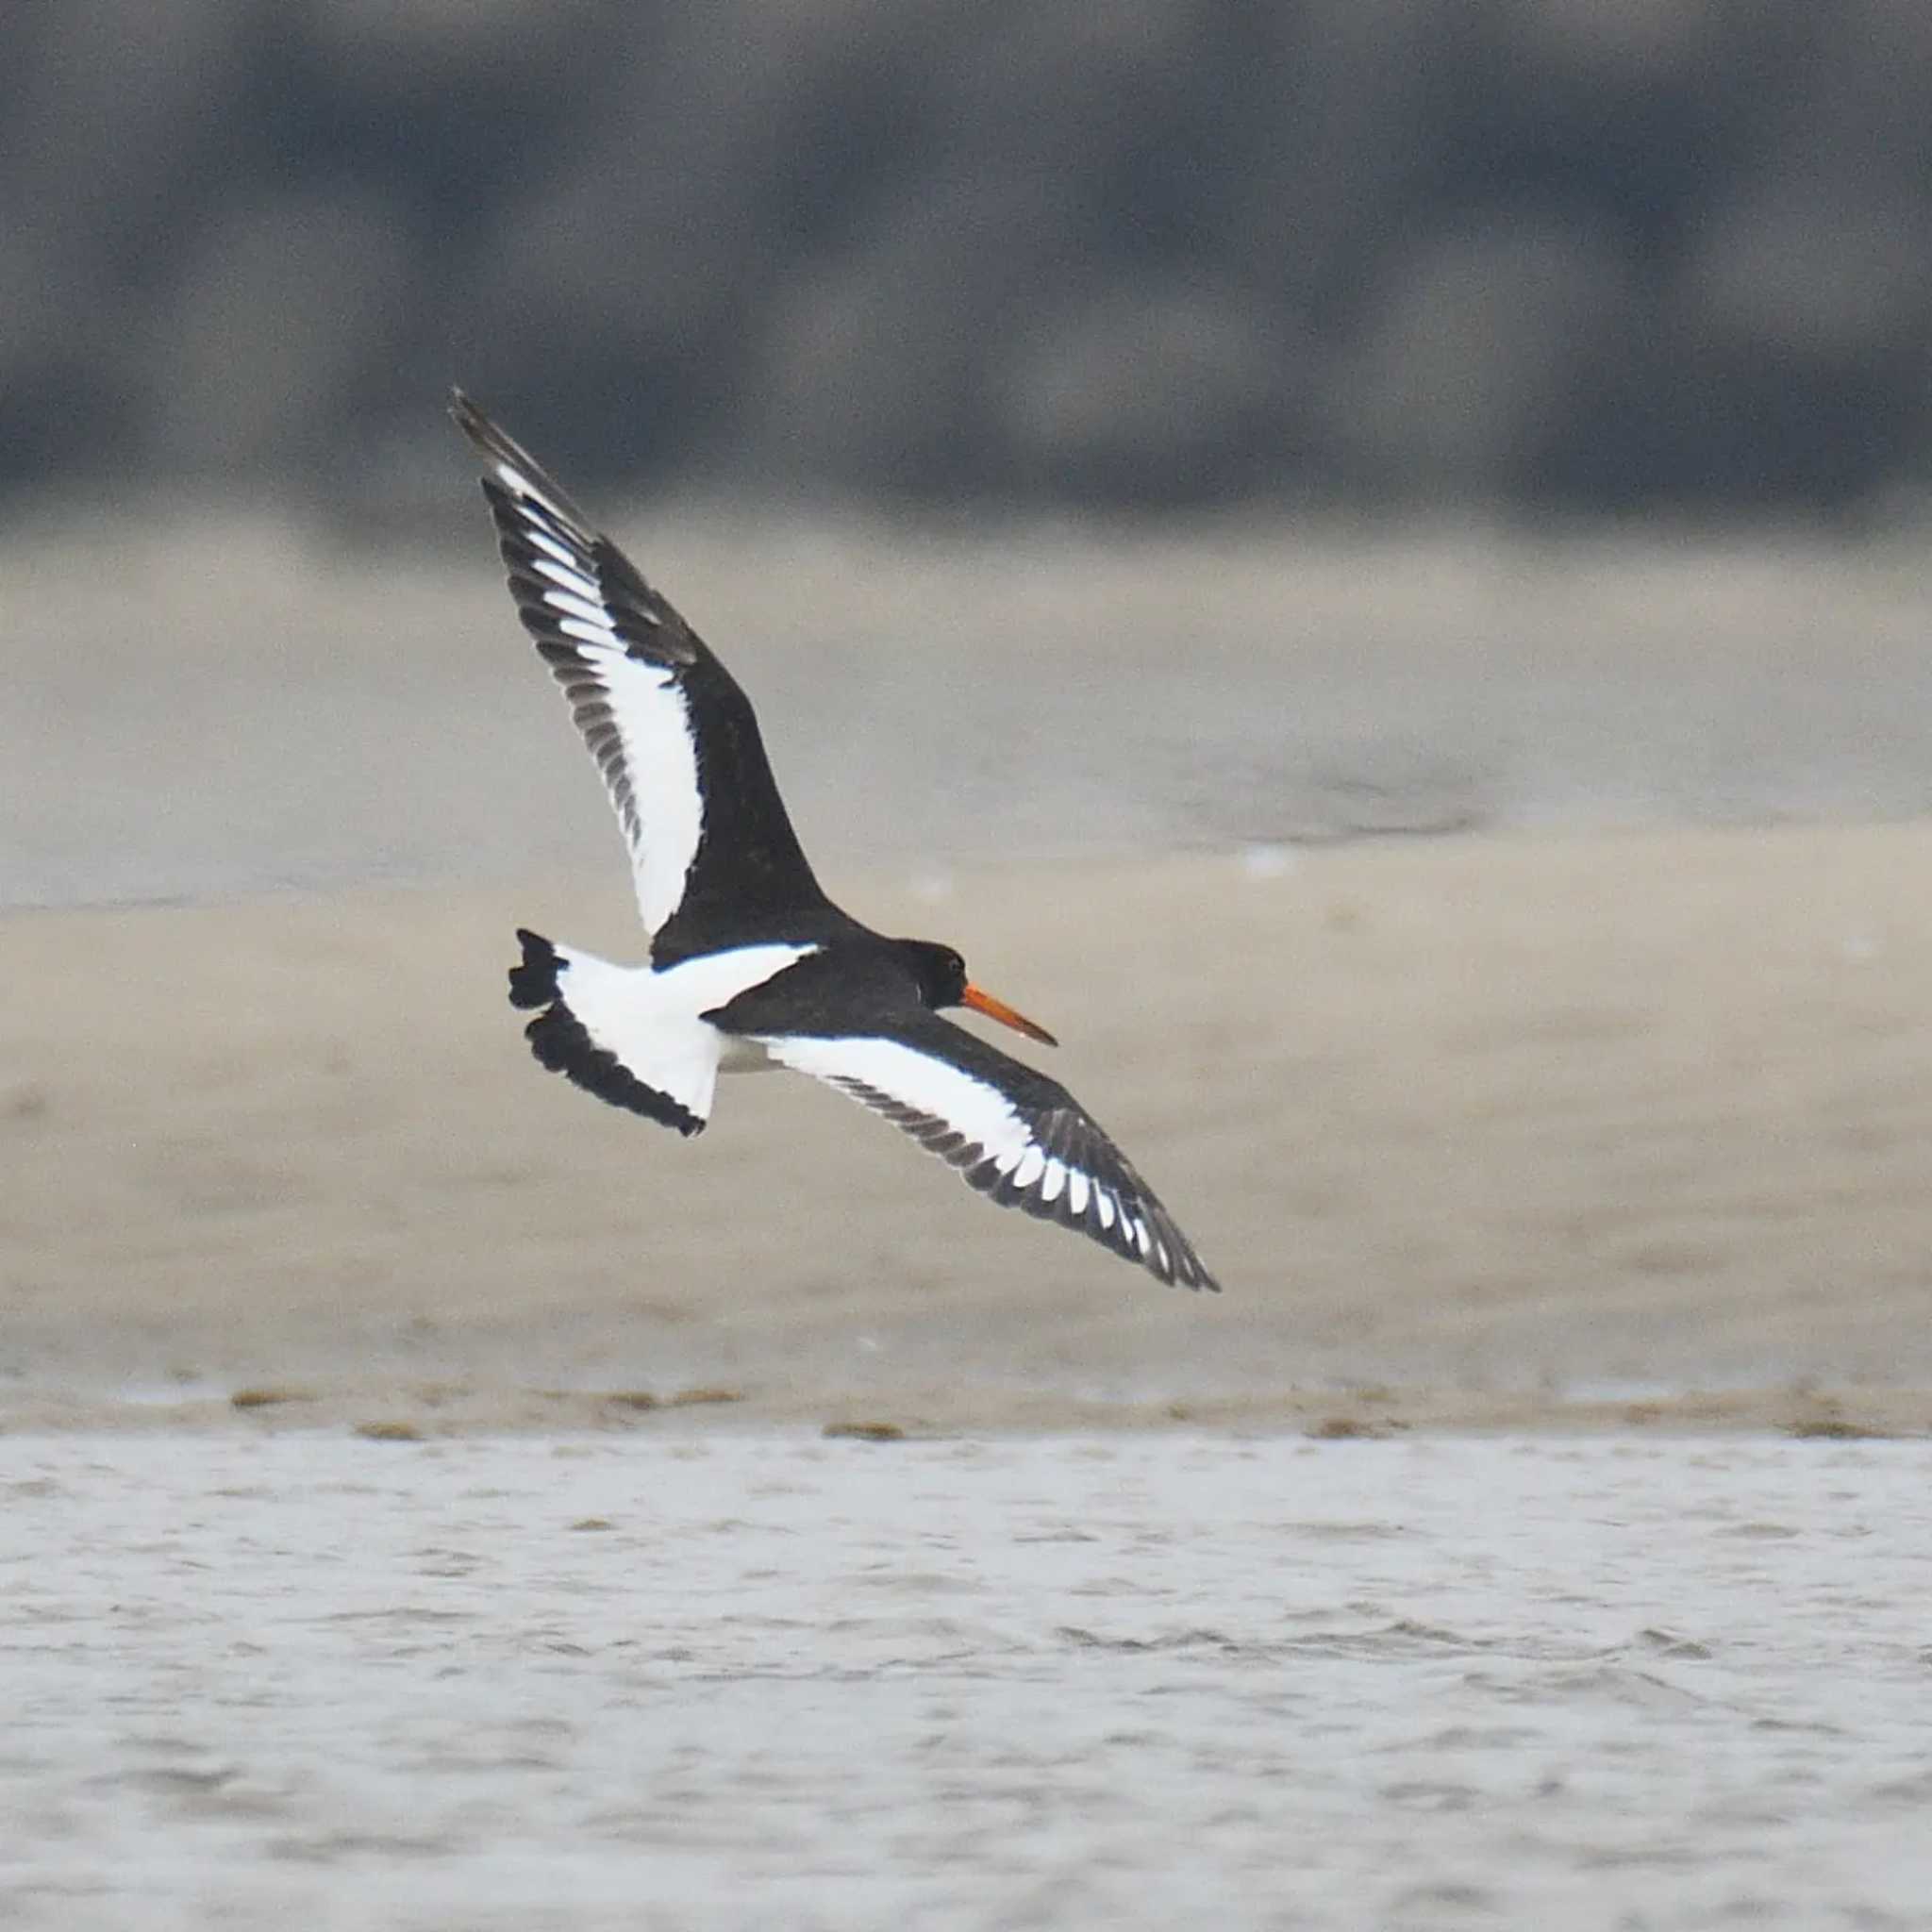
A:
891;939;1058;1047
895;939;969;1008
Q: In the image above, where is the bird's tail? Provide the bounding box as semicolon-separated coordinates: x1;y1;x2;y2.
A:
508;927;562;1008
504;928;707;1136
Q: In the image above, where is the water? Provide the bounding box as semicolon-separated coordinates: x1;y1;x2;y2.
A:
8;1430;1930;1929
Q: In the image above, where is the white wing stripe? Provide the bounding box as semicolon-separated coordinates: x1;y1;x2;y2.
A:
517;521;580;571
599;661;702;937
750;1032;1214;1288
756;1032;1143;1244
471;410;708;943
542;587;617;630
758;1034;1033;1163
512;524;704;937
532;556;600;599
491;461;575;526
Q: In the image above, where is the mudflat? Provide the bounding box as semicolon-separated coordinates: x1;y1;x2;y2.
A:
7;825;1931;1432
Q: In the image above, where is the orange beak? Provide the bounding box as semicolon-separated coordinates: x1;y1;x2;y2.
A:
961;981;1058;1048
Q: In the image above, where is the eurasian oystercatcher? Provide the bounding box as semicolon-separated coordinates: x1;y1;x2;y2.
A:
452;392;1217;1291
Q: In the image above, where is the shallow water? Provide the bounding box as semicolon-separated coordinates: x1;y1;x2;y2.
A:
15;521;1932;908
8;1431;1929;1930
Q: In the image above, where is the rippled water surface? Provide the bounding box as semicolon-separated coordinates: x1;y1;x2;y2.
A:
7;1431;1930;1930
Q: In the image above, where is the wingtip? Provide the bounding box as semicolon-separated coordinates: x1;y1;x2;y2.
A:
1148;1214;1219;1293
1162;1248;1221;1294
447;385;507;463
447;388;599;538
1180;1236;1221;1293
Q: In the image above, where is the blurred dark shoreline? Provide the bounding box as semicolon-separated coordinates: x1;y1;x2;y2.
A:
9;4;1932;522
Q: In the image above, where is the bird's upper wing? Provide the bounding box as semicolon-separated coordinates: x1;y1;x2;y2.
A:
744;1009;1218;1291
452;391;826;954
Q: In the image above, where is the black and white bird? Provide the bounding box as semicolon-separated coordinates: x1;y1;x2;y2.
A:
452;392;1217;1291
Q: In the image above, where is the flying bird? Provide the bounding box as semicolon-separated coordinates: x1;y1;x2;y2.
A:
452;391;1216;1291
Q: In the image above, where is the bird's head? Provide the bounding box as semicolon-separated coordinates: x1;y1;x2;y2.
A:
894;940;1058;1047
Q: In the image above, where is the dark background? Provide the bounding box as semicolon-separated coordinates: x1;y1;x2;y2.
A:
7;0;1931;522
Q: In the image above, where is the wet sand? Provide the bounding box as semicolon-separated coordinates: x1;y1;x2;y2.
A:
11;514;1932;911
8;825;1932;1432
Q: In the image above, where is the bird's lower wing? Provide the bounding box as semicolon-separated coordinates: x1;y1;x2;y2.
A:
752;1018;1218;1291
